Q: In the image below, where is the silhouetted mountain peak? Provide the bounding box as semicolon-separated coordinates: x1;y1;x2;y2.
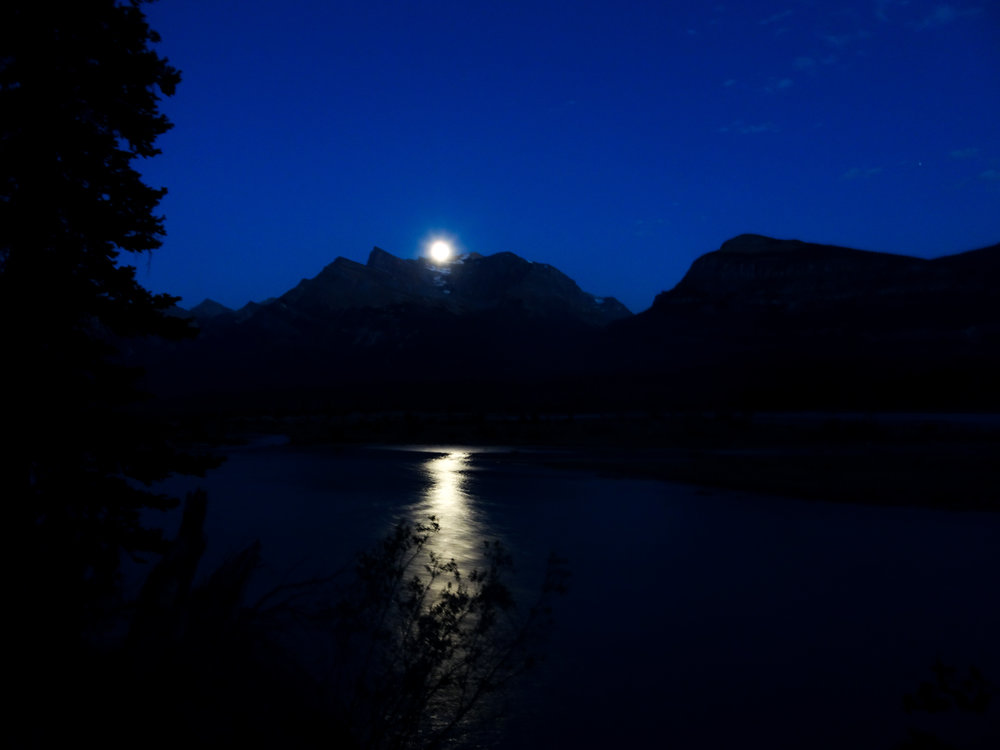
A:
188;298;234;319
145;234;1000;412
266;246;630;325
657;235;927;307
367;245;419;276
717;233;800;254
715;233;912;260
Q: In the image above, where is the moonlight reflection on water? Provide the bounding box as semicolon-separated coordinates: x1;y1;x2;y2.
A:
155;443;1000;748
406;451;491;574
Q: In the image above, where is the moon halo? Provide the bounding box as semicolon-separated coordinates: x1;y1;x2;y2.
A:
429;240;453;263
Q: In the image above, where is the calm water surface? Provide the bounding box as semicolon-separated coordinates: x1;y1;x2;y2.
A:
155;442;1000;749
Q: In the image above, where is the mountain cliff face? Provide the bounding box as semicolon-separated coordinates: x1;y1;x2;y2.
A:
660;234;928;306
187;298;233;319
157;247;631;398
613;234;1000;409
268;247;631;326
644;233;1000;334
152;235;1000;411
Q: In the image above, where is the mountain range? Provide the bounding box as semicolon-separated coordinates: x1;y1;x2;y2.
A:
147;234;1000;412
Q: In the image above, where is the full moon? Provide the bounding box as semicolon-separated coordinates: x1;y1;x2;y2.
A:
429;240;453;263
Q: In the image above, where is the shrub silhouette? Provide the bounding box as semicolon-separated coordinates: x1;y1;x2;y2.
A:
318;517;569;749
117;513;569;749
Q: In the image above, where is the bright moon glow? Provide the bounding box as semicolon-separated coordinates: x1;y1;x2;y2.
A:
429;240;453;263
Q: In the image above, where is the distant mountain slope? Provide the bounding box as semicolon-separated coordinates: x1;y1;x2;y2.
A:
153;247;632;400
269;247;631;326
188;298;234;320
611;234;1000;409
640;233;1000;334
661;234;927;305
208;247;632;364
151;235;1000;411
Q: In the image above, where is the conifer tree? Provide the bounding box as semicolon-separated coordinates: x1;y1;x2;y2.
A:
0;0;201;638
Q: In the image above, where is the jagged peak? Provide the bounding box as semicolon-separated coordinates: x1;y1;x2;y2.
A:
367;246;394;264
367;246;425;278
331;256;365;271
189;298;233;318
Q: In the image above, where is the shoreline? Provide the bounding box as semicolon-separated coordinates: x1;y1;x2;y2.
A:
187;410;1000;513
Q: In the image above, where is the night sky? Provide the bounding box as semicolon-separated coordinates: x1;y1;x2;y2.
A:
137;0;1000;314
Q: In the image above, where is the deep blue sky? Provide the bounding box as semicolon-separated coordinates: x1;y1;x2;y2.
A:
137;0;1000;313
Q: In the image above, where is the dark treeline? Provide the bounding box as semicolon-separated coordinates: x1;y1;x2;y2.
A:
2;3;565;748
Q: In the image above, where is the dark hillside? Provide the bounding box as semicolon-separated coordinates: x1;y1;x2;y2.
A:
143;237;1000;414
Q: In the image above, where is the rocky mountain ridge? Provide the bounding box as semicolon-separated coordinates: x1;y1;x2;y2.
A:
187;247;631;330
604;234;1000;409
155;235;1000;411
653;233;998;309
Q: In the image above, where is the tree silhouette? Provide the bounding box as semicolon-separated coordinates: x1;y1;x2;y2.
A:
1;0;205;643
